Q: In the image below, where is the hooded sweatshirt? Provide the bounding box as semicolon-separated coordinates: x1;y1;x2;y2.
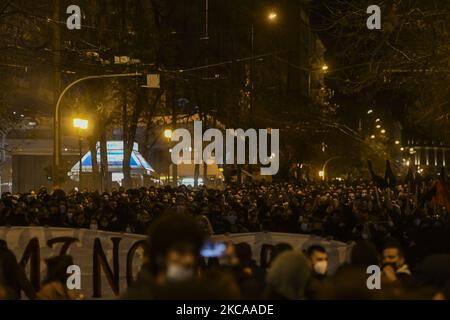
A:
266;251;311;300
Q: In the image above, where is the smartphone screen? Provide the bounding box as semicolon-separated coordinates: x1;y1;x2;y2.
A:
200;241;227;258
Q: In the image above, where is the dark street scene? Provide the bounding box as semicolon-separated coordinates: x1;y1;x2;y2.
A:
0;0;450;308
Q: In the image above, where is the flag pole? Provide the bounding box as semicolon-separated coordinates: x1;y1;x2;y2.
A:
375;186;381;208
405;181;411;215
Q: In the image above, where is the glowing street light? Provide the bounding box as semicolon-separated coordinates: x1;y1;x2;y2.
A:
73;118;89;189
367;109;373;114
164;129;173;139
370;135;376;139
381;129;386;134
267;11;278;22
308;63;329;95
395;140;400;145
400;147;405;151
318;170;324;178
52;72;144;188
73;118;89;130
375;118;380;123
376;124;381;129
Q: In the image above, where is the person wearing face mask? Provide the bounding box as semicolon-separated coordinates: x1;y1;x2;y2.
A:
61;206;76;227
46;203;60;225
381;240;412;288
300;217;310;234
59;203;67;215
305;245;328;299
123;213;206;299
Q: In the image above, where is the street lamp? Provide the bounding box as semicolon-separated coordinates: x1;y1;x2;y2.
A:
308;64;329;96
267;11;278;22
73;118;88;130
163;128;174;185
73;118;88;189
321;156;343;181
163;128;173;140
318;170;324;179
249;10;280;118
53;72;143;188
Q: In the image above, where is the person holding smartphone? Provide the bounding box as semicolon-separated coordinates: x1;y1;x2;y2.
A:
123;213;206;299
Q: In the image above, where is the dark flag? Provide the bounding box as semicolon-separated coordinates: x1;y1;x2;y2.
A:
405;165;415;186
405;166;417;190
439;166;447;184
384;160;397;188
420;168;450;210
367;160;387;188
431;168;450;211
420;182;437;204
404;165;418;199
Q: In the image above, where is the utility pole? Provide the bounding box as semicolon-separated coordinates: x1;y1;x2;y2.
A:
250;23;254;124
203;1;210;186
171;96;178;187
52;0;61;188
203;114;208;185
78;131;83;189
0;133;5;194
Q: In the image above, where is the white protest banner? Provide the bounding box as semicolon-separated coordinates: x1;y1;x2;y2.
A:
0;227;350;299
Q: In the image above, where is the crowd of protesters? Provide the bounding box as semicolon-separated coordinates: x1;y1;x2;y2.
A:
1;174;450;299
1;178;449;246
122;211;449;300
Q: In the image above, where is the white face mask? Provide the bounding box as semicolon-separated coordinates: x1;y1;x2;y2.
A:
166;264;194;283
313;261;328;275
